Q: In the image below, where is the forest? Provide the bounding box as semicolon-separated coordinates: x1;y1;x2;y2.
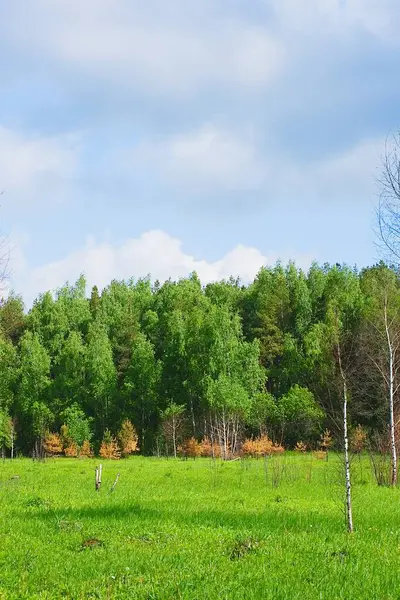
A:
0;260;398;459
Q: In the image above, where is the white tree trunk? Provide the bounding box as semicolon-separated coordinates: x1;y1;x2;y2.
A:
343;377;354;533
11;423;14;460
384;302;397;486
172;416;177;458
338;342;354;533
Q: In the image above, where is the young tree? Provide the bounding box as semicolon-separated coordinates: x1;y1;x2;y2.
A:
160;402;185;458
99;428;121;459
206;375;252;458
60;403;92;449
207;306;266;455
360;264;400;485
248;391;278;436
118;419;139;456
305;266;363;532
277;385;324;445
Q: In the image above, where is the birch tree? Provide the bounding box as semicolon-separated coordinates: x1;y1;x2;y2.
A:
160;402;185;458
378;132;400;261
306;266;363;532
361;264;400;485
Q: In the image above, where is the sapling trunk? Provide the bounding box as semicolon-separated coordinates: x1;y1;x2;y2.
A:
172;416;177;458
338;342;354;533
384;302;397;486
11;424;14;459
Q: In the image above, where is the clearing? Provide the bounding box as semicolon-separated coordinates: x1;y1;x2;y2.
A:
0;455;399;599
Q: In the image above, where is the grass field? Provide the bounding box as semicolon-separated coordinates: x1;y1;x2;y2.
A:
0;454;399;599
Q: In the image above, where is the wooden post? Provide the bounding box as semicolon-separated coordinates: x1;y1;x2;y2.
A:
95;464;103;491
110;473;120;493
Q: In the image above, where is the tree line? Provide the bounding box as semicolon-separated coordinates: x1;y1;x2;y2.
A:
0;260;399;461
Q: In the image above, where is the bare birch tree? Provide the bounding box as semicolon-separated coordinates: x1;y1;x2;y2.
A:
378;133;400;261
360;265;400;486
305;266;362;532
160;402;185;458
336;338;353;533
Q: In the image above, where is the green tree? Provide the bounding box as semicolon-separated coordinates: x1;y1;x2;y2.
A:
277;385;324;445
0;336;17;412
123;332;161;452
53;331;86;415
17;331;51;452
0;292;25;344
160;402;185;458
0;410;12;457
360;263;400;485
31;401;53;457
85;321;116;436
61;403;92;448
306;265;363;533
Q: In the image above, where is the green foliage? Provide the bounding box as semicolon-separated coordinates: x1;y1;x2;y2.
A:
248;391;278;431
31;401;53;439
123;332;161;451
0;336;17;412
85;320;117;432
18;331;51;406
160;402;186;421
60;403;92;447
0;410;11;449
0;292;25;344
278;385;324;443
206;375;251;417
2;262;400;453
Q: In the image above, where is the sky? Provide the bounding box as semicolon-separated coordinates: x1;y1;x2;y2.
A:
1;0;400;304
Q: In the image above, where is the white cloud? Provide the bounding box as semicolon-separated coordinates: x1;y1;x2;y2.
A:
6;1;285;95
279;137;382;205
129;123;382;203
10;230;313;304
134;125;264;191
270;0;400;44
0;126;78;197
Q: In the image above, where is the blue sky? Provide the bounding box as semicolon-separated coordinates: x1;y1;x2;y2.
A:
1;0;399;303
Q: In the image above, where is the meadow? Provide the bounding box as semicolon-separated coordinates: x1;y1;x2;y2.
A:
0;454;399;600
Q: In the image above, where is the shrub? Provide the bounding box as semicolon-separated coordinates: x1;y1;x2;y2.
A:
64;442;78;457
278;385;324;444
79;440;93;458
320;429;333;451
43;432;63;456
295;441;307;453
199;438;221;458
178;437;202;458
99;440;120;460
118;420;139;457
312;450;327;460
241;435;284;458
60;424;70;447
99;430;121;460
350;425;368;453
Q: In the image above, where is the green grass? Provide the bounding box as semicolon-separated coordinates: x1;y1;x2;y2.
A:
0;454;399;599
